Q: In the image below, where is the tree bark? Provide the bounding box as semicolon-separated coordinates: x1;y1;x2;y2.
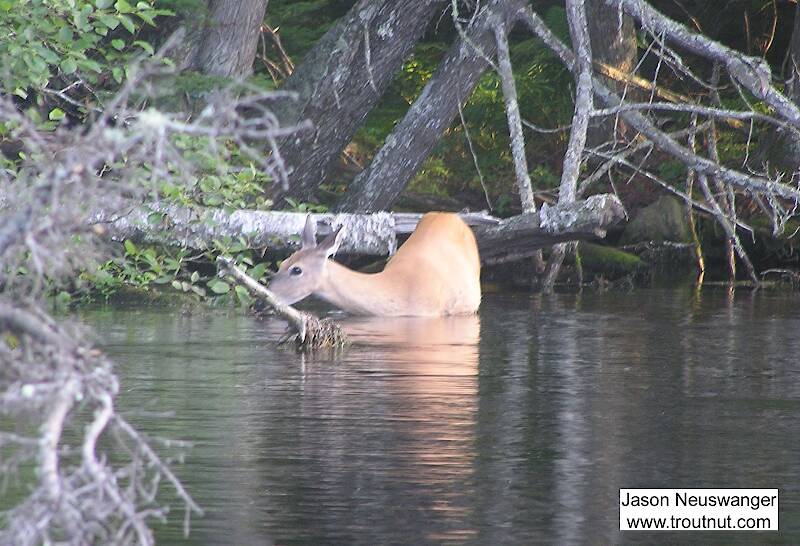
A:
761;2;800;173
93;194;625;264
272;0;447;202
334;0;529;213
189;0;269;78
168;0;269;78
585;0;637;146
789;3;800;104
476;195;625;264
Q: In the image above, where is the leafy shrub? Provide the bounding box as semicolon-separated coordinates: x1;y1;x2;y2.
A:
0;0;171;108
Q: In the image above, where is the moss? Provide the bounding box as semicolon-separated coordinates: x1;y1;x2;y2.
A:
577;242;645;276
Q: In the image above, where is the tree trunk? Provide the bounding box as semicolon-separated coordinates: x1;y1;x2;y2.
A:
168;0;269;78
189;0;269;78
542;0;595;293
334;0;529;213
789;3;800;104
585;0;637;146
763;2;800;173
272;0;447;203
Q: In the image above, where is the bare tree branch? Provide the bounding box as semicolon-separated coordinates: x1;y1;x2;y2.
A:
543;0;594;292
494;21;535;212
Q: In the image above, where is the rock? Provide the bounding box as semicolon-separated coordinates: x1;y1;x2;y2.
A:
620;195;690;244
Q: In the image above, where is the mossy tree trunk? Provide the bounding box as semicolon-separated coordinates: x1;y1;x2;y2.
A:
272;0;447;203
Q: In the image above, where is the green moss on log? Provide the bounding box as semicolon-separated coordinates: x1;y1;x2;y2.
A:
578;242;645;276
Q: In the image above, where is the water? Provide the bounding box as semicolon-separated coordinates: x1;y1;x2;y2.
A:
81;290;800;545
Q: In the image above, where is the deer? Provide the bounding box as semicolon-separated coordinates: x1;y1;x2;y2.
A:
268;213;481;316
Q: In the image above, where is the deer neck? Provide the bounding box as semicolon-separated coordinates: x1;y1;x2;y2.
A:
315;260;399;316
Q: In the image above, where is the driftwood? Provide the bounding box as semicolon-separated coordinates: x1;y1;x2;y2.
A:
216;256;348;350
95;193;626;263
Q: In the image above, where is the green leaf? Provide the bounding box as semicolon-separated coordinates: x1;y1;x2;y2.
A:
57;26;73;42
136;11;155;25
208;280;230;294
133;40;154;54
48;108;66;121
96;0;114;8
190;271;200;283
111;38;125;50
115;0;134;13
112;66;124;83
60;57;78;75
118;14;136;33
123;239;138;255
235;285;250;304
77;58;102;73
171;280;182;290
97;14;119;28
249;262;267;280
203;194;223;206
34;45;59;65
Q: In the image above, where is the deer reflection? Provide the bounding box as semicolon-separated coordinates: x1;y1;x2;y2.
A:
280;314;482;543
342;314;480;377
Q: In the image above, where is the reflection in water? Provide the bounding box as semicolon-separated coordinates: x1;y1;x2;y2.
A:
277;315;482;544
82;290;800;545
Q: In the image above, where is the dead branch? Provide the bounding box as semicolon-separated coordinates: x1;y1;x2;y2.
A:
476;194;626;264
543;0;594;292
216;256;348;349
520;7;800;203
494;22;535;212
608;0;800;128
0;303;202;546
1;50;303;544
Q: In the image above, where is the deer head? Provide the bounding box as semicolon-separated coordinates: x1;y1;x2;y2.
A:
269;216;344;306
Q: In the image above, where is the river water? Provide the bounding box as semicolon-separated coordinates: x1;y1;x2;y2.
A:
81;290;800;545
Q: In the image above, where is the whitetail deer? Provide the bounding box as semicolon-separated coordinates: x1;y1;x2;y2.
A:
268;213;481;316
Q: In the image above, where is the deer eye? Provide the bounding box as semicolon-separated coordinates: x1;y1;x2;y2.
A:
289;266;303;276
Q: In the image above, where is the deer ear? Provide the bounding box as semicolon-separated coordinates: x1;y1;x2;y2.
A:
301;215;317;249
318;225;345;258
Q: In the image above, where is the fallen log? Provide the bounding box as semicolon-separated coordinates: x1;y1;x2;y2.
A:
93;193;626;264
475;194;627;264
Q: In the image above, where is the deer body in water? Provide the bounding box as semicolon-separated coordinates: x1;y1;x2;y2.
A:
269;212;481;316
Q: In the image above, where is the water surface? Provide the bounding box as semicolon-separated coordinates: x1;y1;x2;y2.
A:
83;290;800;544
